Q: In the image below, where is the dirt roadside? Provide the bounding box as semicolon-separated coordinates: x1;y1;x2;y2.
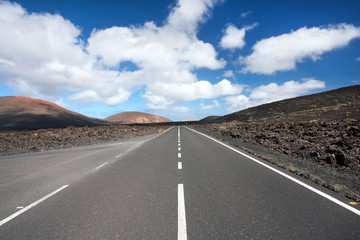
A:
0;124;169;156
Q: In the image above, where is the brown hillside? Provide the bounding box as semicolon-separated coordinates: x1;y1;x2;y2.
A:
210;85;360;123
0;96;106;130
106;111;172;123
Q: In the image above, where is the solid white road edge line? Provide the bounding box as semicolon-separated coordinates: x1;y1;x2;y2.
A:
95;162;108;170
178;184;187;240
185;126;360;216
0;185;69;227
178;162;182;170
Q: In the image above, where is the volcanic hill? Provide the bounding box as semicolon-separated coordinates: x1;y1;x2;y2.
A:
0;96;106;130
202;85;360;123
105;111;172;124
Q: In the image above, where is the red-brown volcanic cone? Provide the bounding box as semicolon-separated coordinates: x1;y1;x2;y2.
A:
105;111;172;123
0;96;106;130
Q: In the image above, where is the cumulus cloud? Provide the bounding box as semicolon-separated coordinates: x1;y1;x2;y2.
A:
220;23;257;50
173;106;195;113
0;0;237;110
225;78;325;112
0;1;133;105
223;70;235;78
200;100;220;110
167;0;219;35
240;24;360;74
143;79;243;109
225;95;249;112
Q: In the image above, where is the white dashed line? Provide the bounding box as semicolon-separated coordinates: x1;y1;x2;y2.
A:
178;162;182;170
178;147;181;151
178;184;187;240
94;162;108;170
178;153;181;158
0;185;69;227
115;153;123;159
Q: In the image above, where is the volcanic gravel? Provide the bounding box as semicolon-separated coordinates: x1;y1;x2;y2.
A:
0;124;168;156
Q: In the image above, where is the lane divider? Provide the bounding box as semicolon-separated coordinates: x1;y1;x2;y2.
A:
178;183;188;240
185;126;360;216
177;127;187;240
94;162;108;170
0;185;69;227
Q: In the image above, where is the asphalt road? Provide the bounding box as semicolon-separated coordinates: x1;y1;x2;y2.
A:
0;126;359;239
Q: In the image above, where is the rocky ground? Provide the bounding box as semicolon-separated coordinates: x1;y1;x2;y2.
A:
0;124;168;156
191;119;360;202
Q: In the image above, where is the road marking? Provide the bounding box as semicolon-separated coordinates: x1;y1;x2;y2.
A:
178;147;181;151
178;153;181;158
178;162;182;170
115;153;123;159
0;185;69;227
178;143;181;147
95;162;108;170
178;126;180;140
185;127;360;216
178;184;187;240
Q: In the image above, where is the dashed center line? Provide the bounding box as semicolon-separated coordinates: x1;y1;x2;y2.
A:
178;147;181;151
178;184;187;240
178;162;182;170
178;153;182;158
94;162;108;170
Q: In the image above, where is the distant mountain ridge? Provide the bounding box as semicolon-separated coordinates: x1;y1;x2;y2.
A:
105;111;172;124
201;85;360;123
0;96;106;130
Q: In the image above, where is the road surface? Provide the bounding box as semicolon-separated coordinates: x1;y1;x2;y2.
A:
0;126;359;239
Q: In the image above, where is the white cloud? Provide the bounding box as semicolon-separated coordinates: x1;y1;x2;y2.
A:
0;1;133;105
225;78;325;112
167;0;220;35
0;0;235;110
357;57;360;61
173;106;195;113
225;95;249;112
240;24;360;74
220;23;257;50
54;98;69;108
200;100;220;110
223;70;235;78
241;11;252;18
250;78;325;102
143;79;243;109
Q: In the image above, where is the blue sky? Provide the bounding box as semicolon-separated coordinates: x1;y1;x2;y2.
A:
0;0;359;121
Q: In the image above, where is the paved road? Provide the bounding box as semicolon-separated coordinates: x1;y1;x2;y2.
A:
0;126;359;239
